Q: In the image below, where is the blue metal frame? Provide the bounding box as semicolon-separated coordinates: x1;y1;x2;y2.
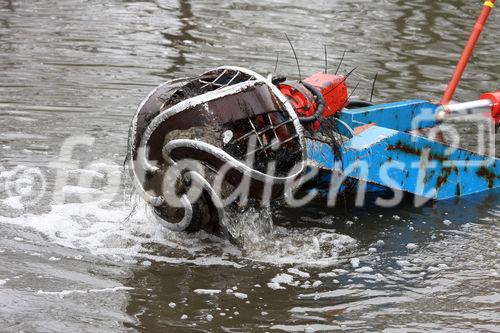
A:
307;100;500;200
339;99;440;131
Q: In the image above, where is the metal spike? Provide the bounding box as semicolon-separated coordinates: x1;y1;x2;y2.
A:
345;66;358;78
323;67;358;97
274;51;280;73
348;80;362;101
324;44;328;74
285;34;302;81
370;72;379;103
335;50;347;75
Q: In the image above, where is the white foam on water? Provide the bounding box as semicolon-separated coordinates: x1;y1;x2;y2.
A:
271;324;343;332
2;196;24;210
288;267;311;278
67;169;105;179
267;282;286;290
0;194;242;266
233;292;248;300
406;243;418;250
355;266;374;273
312;280;322;288
243;225;357;267
350;258;360;268
318;272;337;278
140;253;243;268
0;199;139;254
36;286;133;299
267;272;301;290
0;165;358;269
0;193;357;269
443;219;452;226
272;273;295;284
62;186;104;195
0;169;17;179
194;289;221;295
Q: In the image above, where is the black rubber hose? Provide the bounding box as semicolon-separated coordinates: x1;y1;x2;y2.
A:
298;82;326;124
346;99;374;109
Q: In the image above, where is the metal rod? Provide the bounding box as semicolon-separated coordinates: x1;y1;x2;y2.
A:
335;50;347;75
324;45;328;74
445;99;492;113
437;98;493;122
285;34;302;81
441;0;496;105
370;72;378;103
246;134;299;157
234;118;293;143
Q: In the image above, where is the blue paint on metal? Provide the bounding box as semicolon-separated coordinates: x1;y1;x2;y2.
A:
339;100;440;132
306;124;500;200
306;139;391;196
342;126;493;199
306;99;500;200
306;139;341;171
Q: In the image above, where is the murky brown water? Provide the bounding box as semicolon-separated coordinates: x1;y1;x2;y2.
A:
0;0;499;332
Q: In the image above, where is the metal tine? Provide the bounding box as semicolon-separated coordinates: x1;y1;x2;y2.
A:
212;69;229;85
370;72;378;103
347;80;361;101
224;71;241;87
200;69;228;89
273;134;298;147
199;71;257;90
234;118;294;143
245;134;299;157
323;67;358;98
268;113;280;142
335;50;347;75
235;125;274;143
247;118;265;148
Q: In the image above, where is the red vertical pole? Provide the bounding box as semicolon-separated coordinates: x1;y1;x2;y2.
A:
441;0;496;106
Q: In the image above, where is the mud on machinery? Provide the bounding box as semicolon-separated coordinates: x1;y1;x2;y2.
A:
126;1;500;235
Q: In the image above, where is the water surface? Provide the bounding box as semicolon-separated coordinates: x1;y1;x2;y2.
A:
0;0;499;332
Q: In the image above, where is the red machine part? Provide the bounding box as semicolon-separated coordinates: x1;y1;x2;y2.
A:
441;0;496;105
304;73;348;117
278;73;348;130
481;91;500;124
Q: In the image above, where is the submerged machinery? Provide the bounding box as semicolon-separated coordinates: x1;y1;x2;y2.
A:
126;1;499;234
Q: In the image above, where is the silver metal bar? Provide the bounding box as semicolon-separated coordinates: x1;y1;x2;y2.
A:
248;118;265;148
436;99;492;122
234;118;294;143
268;113;280;142
445;99;492;114
245;134;299;156
201;69;228;89
225;71;240;87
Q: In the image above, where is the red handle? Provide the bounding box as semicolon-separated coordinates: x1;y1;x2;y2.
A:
441;1;496;105
481;91;500;123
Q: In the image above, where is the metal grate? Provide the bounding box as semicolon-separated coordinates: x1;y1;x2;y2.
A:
198;69;255;91
197;68;302;166
159;69;256;111
238;116;299;158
